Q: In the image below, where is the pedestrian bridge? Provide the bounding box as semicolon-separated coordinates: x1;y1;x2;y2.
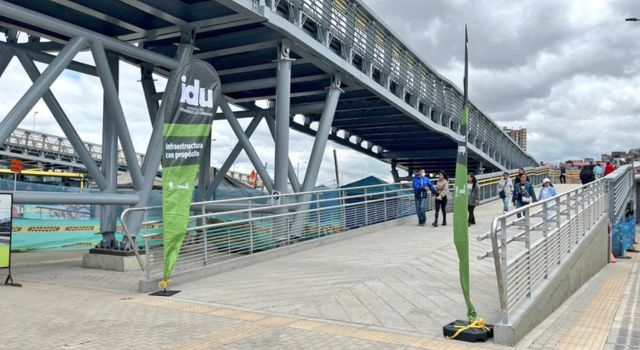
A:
0;0;536;215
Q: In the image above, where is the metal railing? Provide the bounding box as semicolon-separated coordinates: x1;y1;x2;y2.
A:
122;182;416;280
477;165;634;323
121;166;551;282
607;166;635;223
261;0;538;169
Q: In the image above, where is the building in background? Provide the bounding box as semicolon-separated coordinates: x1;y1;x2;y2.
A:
502;127;527;151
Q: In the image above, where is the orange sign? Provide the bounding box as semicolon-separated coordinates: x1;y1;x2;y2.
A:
10;159;22;173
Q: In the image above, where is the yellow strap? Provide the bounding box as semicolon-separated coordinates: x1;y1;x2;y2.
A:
159;279;170;290
446;319;491;340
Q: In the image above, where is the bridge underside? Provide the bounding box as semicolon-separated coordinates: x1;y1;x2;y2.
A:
0;0;537;243
0;0;535;176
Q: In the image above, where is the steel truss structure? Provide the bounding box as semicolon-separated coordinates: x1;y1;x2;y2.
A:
0;0;538;245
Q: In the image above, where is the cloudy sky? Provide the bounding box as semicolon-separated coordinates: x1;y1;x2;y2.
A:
364;0;640;162
1;0;639;187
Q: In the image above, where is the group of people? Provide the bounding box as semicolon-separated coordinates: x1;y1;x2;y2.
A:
413;167;563;228
497;168;557;215
412;169;479;227
576;161;615;185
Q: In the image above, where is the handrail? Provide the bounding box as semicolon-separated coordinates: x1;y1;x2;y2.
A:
121;166;551;276
122;181;408;214
122;166;550;217
263;0;538;168
480;164;633;322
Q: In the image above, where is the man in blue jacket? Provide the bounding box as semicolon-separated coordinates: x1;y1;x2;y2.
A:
413;169;436;226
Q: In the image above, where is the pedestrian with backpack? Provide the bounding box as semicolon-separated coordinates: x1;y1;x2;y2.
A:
497;171;514;213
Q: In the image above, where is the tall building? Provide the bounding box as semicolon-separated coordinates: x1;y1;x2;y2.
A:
502;127;527;151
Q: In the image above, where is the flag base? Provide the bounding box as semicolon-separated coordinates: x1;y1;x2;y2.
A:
4;272;22;287
149;290;180;297
443;320;493;342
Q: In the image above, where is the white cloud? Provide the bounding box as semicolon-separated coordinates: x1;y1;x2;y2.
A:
364;0;640;163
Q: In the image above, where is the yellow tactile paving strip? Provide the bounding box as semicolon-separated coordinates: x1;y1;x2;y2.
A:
554;256;635;350
130;297;489;350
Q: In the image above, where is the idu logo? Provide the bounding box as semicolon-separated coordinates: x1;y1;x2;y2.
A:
180;75;214;108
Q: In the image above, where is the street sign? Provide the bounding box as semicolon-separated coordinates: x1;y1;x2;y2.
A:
0;193;19;286
10;159;22;173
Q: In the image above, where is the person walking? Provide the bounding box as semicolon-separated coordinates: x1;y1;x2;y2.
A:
593;162;604;180
413;169;436;226
468;174;479;226
539;178;557;219
513;167;530;187
432;170;449;227
559;164;567;184
579;165;594;185
604;161;615;176
497;171;514;213
588;162;596;182
512;173;537;217
539;178;557;200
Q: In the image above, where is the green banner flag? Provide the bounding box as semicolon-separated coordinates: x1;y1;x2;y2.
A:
161;60;221;285
453;26;477;320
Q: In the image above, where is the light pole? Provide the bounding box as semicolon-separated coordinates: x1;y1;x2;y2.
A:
32;111;39;131
296;160;307;179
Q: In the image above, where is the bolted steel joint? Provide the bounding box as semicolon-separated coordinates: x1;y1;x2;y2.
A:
278;43;291;60
179;25;197;46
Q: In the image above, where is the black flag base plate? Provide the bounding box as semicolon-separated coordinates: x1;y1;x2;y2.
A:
149;290;180;297
4;273;22;287
443;320;493;342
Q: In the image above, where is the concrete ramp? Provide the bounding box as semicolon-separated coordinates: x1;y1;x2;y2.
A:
170;198;508;335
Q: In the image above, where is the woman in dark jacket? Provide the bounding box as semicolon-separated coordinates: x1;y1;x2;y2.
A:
579;165;594;185
512;173;537;217
468;174;479;226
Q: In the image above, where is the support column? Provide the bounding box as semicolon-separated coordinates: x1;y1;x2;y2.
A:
274;43;293;198
221;101;273;193
290;77;341;239
0;36;87;144
264;115;300;193
273;43;293;243
206;115;263;199
123;29;195;244
391;161;400;183
0;48;14;78
197;135;211;201
100;51;119;237
91;41;143;191
300;76;341;192
140;62;159;125
476;161;484;175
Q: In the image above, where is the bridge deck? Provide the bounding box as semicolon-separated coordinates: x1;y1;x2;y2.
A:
171;196;506;335
5;184;578;340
